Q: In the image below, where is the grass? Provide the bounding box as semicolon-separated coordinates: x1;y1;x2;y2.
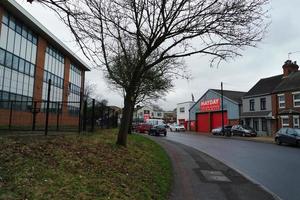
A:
0;129;172;200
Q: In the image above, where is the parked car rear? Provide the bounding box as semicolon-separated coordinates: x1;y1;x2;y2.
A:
231;125;257;137
275;128;300;146
212;125;232;136
136;123;152;133
149;125;167;136
169;124;185;132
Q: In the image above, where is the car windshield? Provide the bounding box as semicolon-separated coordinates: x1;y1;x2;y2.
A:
243;125;254;130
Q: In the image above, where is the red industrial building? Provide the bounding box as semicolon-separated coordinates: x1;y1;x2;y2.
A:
189;89;245;133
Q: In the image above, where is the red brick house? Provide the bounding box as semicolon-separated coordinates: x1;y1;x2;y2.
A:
241;60;300;135
272;60;300;131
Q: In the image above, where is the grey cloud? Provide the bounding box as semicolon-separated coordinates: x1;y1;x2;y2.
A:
20;0;300;110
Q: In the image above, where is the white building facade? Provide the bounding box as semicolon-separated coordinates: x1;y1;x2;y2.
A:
176;101;194;128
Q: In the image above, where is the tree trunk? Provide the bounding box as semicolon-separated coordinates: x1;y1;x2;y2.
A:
116;92;134;146
128;106;134;134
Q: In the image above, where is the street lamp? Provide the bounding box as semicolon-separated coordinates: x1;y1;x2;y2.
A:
221;82;225;136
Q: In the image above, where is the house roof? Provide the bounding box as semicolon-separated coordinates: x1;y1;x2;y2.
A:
109;106;122;112
177;101;195;105
211;89;246;104
243;75;283;98
278;109;300;115
189;89;246;111
135;105;164;112
273;71;300;93
1;0;90;71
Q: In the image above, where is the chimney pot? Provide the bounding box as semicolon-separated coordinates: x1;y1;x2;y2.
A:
282;60;299;77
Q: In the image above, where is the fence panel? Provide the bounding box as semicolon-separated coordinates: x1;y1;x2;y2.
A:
0;98;119;134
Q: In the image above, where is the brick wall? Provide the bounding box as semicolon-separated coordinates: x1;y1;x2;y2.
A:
228;119;240;126
33;36;47;102
62;57;71;114
0;109;79;128
271;94;278;134
272;91;300;132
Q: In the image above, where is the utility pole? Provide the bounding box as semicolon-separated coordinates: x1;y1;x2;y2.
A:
221;82;224;136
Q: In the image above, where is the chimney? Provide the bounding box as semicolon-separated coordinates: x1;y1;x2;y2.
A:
282;60;299;77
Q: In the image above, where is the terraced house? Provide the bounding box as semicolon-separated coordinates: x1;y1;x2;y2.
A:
272;60;300;131
241;60;300;135
0;0;90;129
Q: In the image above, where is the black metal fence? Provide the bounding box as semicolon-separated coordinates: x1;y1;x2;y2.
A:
0;98;119;134
0;79;119;135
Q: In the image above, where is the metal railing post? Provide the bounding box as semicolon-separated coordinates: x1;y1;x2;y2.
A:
56;102;60;131
9;101;13;130
78;92;83;133
100;103;104;129
91;99;95;132
45;79;51;136
107;107;110;129
32;101;37;131
83;100;87;131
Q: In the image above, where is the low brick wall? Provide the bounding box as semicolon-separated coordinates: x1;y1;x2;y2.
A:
0;109;79;129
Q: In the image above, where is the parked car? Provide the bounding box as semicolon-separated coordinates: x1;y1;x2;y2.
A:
149;125;167;136
169;124;185;132
136;123;152;133
131;122;139;131
275;128;300;146
212;125;232;136
231;125;257;137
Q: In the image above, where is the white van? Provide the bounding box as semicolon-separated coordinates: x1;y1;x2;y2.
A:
146;119;165;126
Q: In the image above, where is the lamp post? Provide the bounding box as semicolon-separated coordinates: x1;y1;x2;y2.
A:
221;82;225;136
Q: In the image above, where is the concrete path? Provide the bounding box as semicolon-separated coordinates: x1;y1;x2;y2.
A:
149;136;276;200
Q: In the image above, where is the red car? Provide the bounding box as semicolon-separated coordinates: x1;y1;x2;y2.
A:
136;123;152;133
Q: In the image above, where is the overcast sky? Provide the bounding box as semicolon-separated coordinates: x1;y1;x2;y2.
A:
19;0;300;111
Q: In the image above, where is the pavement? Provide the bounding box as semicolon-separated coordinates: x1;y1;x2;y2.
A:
148;136;277;200
212;134;275;144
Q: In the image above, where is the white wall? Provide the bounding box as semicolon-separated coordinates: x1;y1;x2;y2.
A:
135;106;164;120
176;101;194;123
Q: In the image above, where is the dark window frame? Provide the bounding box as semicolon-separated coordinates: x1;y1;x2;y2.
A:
179;107;185;113
260;98;266;110
249;99;255;111
261;118;267;131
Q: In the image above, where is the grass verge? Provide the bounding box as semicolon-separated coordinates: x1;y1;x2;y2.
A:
0;129;172;200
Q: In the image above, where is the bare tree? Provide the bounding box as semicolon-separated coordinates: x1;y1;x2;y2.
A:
84;80;96;99
106;50;177;135
28;0;269;146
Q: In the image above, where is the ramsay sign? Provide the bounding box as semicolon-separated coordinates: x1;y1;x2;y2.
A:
200;98;221;111
144;114;150;122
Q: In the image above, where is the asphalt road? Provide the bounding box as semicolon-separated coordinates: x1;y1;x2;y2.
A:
165;132;300;200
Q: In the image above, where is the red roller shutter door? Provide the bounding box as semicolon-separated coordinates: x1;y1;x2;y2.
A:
211;112;228;130
197;113;210;132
